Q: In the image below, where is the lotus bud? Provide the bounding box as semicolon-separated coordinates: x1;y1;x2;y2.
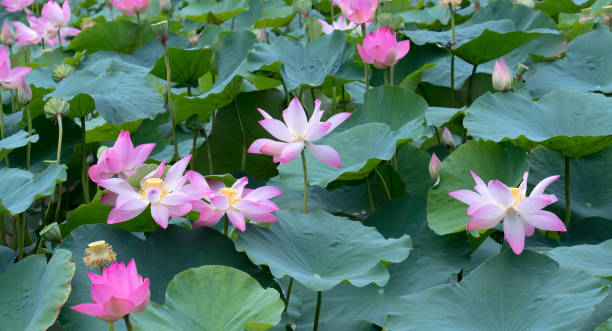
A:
378;13;393;29
80;17;96;31
39;222;62;242
96;146;109;159
429;153;441;182
255;28;266;43
1;21;15;46
492;58;513;92
158;0;172;13
151;20;169;45
441;127;454;148
82;240;117;269
187;31;200;45
17;79;32;105
44;97;70;120
52;64;75;83
185;114;203;132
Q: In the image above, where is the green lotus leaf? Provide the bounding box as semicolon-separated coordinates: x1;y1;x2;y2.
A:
545;239;612;278
535;0;595;16
179;0;249;23
150;47;213;86
0;130;39;160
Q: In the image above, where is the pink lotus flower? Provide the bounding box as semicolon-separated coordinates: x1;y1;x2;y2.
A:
248;98;351;168
1;0;33;13
1;21;16;46
71;260;150;322
318;16;357;35
41;0;70;27
449;171;566;254
0;45;31;89
190;175;282;231
99;155;208;228
441;127;453;148
11;20;42;46
492;58;513;92
339;0;377;24
111;0;151;16
88;130;155;185
358;27;410;69
429;153;441;181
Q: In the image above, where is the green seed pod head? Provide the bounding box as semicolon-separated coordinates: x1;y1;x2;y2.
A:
185;114;203;131
52;64;75;83
39;222;62;242
44;97;70;120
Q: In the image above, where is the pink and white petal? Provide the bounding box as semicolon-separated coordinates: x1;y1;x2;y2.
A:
129;143;155;170
470;170;488;196
248;138;276;154
466;216;501;230
395;40;411;59
231;176;249;195
244;186;283;201
130;278;150;309
283;98;309;137
318;19;333;34
193;206;225;228
165;203;192;217
325;112;352;131
227;210;246;231
503;213;526;254
210;195;229;210
102;296;135;319
306;144;341;168
113;131;134;166
99;178;140;198
306;122;332;142
257;108;274;119
116;197;149;211
515;196;558;214
260;141;288;157
357;44;373;63
142;161;165;181
467;204;504;220
487;180;513;208
466;199;490;215
258;119;294;142
162;191;192;205
164;155;191;190
70;303;110;319
279;142;305;165
150;203;170;229
207;178;226;193
523;222;535;237
448;189;481;205
88;165;110;184
521;210;566;232
242;211;279;223
518;172;529;196
235;199;278;214
530;175;560;197
108;205;148;224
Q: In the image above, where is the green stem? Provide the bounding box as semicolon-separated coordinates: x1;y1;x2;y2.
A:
0;215;5;246
301;150;308;213
450;6;456;45
341;85;346;112
26;104;32;170
332;86;336;112
224;217;228;236
54;182;63;220
383;69;388;85
80;117;90;203
374;169;392;200
462;64;478;144
450;54;455;106
190;131;198;170
260;0;268;44
390;65;395;86
313;291;322;331
365;177;375;212
56;115;63;164
281;80;290;107
187;85;192;96
11;91;16;113
564;156;571;228
284;277;294;312
17;213;25;259
361;24;369;91
136;13;142;47
108;322;114;331
234;100;246;172
163;45;179;162
123;314;133;331
449;5;456;107
57;28;63;50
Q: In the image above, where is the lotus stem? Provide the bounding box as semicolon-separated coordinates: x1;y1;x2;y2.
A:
281;80;290;107
136;13;142;47
450;5;456;107
564;156;571;227
54;182;63;220
80;117;90;203
1;91;8;167
26;104;32;170
384;69;388;85
123;314;133;331
366;177;375;212
361;23;369;91
57;28;63;50
284;277;294;312
17;213;25;259
450;54;455;106
108;322;114;331
187;85;192;96
341;85;346;112
56;115;63;164
374;168;392;200
463;64;478;144
11;91;16;113
301;150;308;213
224;217;229;236
162;44;179;162
234;99;246;172
260;0;268;44
190;131;198;170
390;66;395;86
313;291;322;331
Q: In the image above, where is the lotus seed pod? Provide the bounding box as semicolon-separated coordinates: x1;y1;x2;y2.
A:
296;0;311;15
39;222;62;242
52;64;74;83
158;0;172;13
44;97;70;120
185;114;203;131
80;17;96;30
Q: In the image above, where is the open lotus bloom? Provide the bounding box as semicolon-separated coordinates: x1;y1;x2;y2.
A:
11;19;42;45
0;45;31;89
1;0;33;13
318;16;357;34
449;171;566;254
111;0;151;16
190;175;282;231
248;98;351;168
41;0;70;27
71;260;150;322
358;27;411;69
88;130;155;185
339;0;377;24
99;155;210;228
492;58;513;91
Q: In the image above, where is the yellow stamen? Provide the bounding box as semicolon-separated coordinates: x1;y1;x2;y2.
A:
221;187;242;206
510;187;526;208
83;240;116;269
144;177;164;188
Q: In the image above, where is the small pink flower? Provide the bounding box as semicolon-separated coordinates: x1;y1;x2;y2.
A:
71;260;150;322
1;21;16;46
12;20;42;46
429;153;441;181
317;16;357;35
99;155;208;229
248;97;351;168
41;0;70;27
89;130;155;185
190;175;282;231
1;0;33;13
339;0;377;24
441;127;453;148
358;27;410;69
0;45;31;89
449;171;566;254
111;0;151;16
492;58;513;92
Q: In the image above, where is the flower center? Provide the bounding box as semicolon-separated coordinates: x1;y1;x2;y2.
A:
140;177;168;202
221;187;242;206
509;187;526;208
144;177;164;188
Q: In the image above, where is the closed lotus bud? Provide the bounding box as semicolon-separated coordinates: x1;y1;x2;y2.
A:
255;29;266;43
492;58;513;92
80;17;96;31
97;146;109;159
429;153;441;182
296;0;311;16
18;79;32;105
187;31;199;45
52;64;75;83
185;114;203;131
39;222;62;242
158;0;172;13
441;127;454;148
44;97;70;120
1;21;15;46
